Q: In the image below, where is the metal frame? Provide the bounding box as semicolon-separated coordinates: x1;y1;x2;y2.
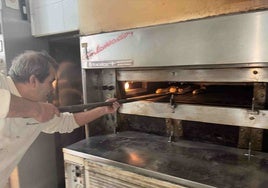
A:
120;102;268;130
117;67;268;82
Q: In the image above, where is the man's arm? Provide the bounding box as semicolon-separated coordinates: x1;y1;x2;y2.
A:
73;99;120;126
6;93;60;122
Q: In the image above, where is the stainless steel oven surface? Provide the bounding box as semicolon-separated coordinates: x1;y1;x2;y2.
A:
64;10;268;188
64;131;268;188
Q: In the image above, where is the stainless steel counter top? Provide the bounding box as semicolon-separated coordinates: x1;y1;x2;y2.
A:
64;131;268;188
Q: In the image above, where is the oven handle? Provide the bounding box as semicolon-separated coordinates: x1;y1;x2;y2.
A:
58;93;169;113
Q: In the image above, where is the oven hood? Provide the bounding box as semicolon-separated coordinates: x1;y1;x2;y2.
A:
80;10;268;69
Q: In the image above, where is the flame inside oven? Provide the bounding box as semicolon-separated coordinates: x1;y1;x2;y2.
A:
123;81;148;97
124;82;130;91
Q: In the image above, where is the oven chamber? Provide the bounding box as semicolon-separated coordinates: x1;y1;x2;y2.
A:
63;11;268;188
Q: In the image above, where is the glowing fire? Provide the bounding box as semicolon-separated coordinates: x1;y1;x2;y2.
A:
124;82;130;90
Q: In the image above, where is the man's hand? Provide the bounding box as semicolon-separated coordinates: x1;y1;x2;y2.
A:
104;98;121;114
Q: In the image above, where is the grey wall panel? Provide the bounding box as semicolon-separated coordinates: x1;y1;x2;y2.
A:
2;1;48;71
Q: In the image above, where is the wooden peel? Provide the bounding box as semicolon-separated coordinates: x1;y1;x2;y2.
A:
58;93;169;113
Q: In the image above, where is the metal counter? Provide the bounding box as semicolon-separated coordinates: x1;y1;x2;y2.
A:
64;131;268;188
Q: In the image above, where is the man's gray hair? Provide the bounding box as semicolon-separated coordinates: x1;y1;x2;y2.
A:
8;50;58;83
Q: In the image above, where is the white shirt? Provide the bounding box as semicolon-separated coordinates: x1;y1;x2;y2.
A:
0;74;80;187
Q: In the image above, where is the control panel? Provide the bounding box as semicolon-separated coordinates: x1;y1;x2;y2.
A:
65;162;85;188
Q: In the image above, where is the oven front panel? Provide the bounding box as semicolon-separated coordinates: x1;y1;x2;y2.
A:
80;11;268;69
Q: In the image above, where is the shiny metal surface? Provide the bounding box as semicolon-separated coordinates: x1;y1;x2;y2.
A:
81;69;117;137
80;11;268;69
81;69;89;138
64;131;268;188
117;67;268;82
120;102;268;129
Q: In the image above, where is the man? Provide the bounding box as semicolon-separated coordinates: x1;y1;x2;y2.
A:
0;51;120;187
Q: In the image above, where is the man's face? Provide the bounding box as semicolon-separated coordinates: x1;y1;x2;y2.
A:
35;67;56;102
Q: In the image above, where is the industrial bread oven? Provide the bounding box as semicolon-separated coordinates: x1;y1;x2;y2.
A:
63;10;268;188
